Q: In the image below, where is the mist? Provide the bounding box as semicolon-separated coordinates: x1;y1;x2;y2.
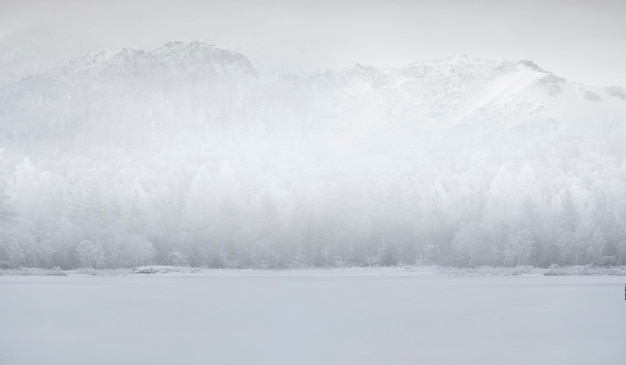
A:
1;38;626;269
2;2;626;365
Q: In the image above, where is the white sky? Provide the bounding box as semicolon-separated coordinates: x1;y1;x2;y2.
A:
1;0;626;86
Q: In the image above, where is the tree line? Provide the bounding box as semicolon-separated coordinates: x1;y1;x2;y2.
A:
1;123;625;269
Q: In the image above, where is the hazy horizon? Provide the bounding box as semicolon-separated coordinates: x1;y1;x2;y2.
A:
2;0;626;86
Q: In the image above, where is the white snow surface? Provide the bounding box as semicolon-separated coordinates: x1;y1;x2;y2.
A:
1;271;625;365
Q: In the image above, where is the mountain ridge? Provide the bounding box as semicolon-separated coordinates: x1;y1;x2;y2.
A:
1;41;625;143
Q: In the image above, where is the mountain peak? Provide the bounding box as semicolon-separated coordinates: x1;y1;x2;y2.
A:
516;59;542;71
48;41;258;81
157;40;216;52
152;41;257;78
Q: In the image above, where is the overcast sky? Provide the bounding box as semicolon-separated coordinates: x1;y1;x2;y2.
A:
1;0;626;86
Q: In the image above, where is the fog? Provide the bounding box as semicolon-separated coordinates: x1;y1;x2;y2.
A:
1;1;626;270
0;39;626;269
2;3;626;365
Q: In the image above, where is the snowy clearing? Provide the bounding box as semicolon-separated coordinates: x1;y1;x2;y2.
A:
1;272;625;365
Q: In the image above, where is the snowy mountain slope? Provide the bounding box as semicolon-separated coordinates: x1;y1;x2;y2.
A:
0;41;257;106
51;40;257;82
0;41;259;141
307;55;626;128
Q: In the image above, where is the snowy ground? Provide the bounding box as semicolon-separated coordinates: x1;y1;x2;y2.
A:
1;271;625;365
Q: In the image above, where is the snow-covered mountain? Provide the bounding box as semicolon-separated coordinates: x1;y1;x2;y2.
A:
1;41;625;143
0;41;260;141
42;40;257;82
306;56;626;128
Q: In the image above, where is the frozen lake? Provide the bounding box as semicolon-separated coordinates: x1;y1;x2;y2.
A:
1;272;625;365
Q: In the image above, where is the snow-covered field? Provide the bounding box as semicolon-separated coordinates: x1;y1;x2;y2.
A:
1;271;625;365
